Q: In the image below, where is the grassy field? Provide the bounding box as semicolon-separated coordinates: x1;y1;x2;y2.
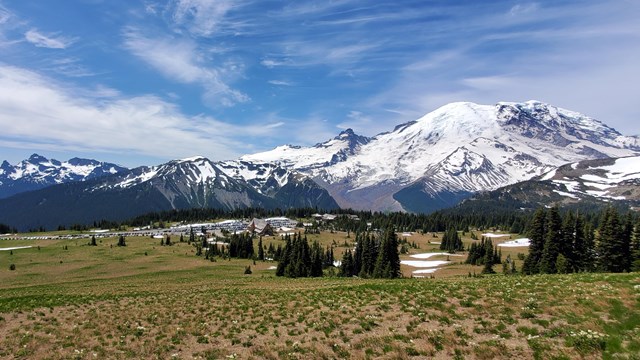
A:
0;231;638;359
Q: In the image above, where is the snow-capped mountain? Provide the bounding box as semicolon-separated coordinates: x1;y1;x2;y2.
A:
2;100;638;229
0;156;338;230
0;153;127;199
245;101;640;212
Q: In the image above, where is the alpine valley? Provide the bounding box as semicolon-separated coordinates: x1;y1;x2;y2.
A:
1;100;639;230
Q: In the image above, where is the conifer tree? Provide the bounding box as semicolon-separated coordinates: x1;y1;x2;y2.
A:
340;250;355;277
583;222;596;272
353;232;364;275
373;228;401;278
572;213;586;272
90;235;97;246
622;213;634;271
540;207;562;274
597;207;629;272
359;235;378;277
481;238;495;274
560;211;575;272
310;241;324;277
276;236;292;277
631;220;640;271
257;237;264;261
523;208;546;274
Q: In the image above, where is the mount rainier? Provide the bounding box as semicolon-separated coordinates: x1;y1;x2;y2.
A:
243;100;640;212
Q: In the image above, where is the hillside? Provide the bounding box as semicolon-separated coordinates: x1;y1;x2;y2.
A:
454;156;640;212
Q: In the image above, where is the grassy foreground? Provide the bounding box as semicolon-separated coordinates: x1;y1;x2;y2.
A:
1;236;639;359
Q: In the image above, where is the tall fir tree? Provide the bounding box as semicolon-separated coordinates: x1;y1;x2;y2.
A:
631;220;640;271
340;249;355;277
540;207;562;274
481;238;496;274
560;211;576;272
189;227;195;244
523;208;546;274
257;236;264;261
572;213;587;272
275;236;292;277
373;228;401;278
622;213;634;271
583;222;596;272
597;207;629;273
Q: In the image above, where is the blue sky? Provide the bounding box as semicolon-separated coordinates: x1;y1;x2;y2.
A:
0;0;638;167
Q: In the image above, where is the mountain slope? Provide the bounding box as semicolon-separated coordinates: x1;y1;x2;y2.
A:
453;155;640;213
0;154;127;199
0;157;338;230
540;156;640;202
246;101;640;212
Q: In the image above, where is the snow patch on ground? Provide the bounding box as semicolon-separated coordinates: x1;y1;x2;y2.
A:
400;260;449;268
410;252;463;259
0;246;33;251
481;233;511;238
553;180;580;192
553;190;580;199
541;169;557;181
497;238;531;247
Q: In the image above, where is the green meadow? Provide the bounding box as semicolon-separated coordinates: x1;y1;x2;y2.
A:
0;232;638;359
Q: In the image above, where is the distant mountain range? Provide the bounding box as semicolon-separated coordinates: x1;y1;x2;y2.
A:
0;156;337;230
1;100;638;230
0;154;126;199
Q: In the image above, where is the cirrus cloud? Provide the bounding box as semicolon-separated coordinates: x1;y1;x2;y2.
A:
25;28;76;49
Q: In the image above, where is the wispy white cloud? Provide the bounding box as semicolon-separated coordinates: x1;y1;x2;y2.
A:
47;57;97;77
357;1;640;136
0;4;10;25
0;4;24;47
167;0;235;36
24;28;75;49
0;65;282;164
123;28;249;107
261;58;291;68
509;2;539;16
268;80;294;86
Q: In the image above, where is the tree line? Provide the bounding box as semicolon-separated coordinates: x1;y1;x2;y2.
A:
523;206;640;274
